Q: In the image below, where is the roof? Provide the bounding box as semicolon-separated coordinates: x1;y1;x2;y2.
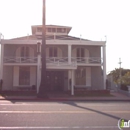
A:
11;34;90;41
31;25;72;35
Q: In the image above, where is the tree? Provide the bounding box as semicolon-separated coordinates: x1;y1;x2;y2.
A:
108;68;130;84
121;71;130;86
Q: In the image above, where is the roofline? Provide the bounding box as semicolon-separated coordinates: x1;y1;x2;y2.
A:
31;25;72;28
1;39;106;46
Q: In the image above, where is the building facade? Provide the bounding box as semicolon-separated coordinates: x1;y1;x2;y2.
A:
0;25;106;95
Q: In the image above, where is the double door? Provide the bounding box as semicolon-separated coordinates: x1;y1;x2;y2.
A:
46;71;64;91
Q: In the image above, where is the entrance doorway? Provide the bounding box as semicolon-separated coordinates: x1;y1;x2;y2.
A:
46;71;64;91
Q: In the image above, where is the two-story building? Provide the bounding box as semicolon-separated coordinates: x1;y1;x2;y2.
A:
0;25;106;95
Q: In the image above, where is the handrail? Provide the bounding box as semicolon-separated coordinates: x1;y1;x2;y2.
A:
4;57;102;65
71;57;102;64
4;57;37;63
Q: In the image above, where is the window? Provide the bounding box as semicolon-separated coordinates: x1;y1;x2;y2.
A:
61;28;66;33
19;67;30;85
52;28;56;33
57;28;62;33
57;28;66;33
76;48;85;57
37;27;42;32
49;47;57;57
21;46;29;57
75;67;86;85
48;28;52;32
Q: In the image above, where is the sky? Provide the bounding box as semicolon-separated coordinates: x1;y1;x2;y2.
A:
0;0;130;73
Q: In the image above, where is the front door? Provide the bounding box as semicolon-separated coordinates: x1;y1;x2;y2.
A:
46;71;64;91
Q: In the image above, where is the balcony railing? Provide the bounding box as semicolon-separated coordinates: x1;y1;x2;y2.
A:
4;57;102;65
72;57;102;64
46;57;76;67
4;57;37;63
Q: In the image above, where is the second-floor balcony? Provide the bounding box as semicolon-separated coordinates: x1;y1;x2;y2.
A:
4;57;103;67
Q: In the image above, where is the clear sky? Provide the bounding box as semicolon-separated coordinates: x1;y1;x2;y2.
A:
0;0;130;72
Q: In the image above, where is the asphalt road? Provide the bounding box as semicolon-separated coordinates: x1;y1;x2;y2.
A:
0;100;130;130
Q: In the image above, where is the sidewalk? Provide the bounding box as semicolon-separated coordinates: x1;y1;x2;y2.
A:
0;92;130;101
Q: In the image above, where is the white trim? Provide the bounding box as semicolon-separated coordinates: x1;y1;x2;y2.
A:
2;39;106;46
30;67;36;86
68;45;71;64
68;70;71;90
71;70;74;95
103;45;106;89
0;44;4;79
37;54;41;93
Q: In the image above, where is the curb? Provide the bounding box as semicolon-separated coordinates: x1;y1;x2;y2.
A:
0;97;130;101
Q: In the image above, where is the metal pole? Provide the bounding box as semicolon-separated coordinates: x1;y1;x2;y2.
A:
37;0;47;97
119;58;122;88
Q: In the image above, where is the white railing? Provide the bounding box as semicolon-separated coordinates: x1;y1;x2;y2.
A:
4;57;37;63
72;57;102;64
4;57;102;65
46;57;76;67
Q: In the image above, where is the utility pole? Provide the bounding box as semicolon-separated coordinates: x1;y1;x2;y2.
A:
37;0;47;98
118;58;122;88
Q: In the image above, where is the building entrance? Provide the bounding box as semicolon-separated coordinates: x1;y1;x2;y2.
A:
46;71;64;91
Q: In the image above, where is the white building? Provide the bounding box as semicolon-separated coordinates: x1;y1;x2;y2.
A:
0;25;106;95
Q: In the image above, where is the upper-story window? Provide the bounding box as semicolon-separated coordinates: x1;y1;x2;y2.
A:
49;47;57;57
57;28;66;33
37;27;42;32
77;48;85;57
52;28;56;33
21;46;29;57
48;28;52;32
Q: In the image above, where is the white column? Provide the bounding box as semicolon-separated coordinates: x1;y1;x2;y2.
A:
0;44;4;80
68;70;71;90
71;70;74;95
68;45;72;64
103;45;106;89
37;54;41;93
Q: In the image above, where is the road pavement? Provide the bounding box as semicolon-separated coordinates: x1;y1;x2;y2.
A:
0;100;130;130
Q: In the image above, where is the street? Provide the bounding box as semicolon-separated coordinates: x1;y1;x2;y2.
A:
0;100;130;130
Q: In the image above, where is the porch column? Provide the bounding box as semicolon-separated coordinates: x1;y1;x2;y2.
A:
68;45;72;64
37;54;41;93
0;44;4;80
68;70;71;90
71;70;74;95
103;45;106;89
